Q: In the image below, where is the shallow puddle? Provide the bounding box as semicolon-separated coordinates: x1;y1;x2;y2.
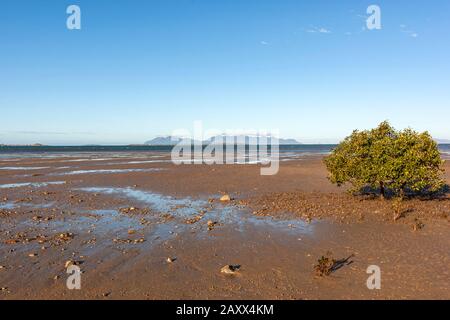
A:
0;201;55;210
76;186;315;236
0;166;50;170
77;187;205;218
52;168;162;176
0;181;66;189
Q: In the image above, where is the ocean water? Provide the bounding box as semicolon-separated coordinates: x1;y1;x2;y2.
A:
0;144;449;159
440;144;450;157
0;144;336;159
0;144;336;153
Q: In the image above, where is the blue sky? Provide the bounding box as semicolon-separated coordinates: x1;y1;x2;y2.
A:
1;0;449;145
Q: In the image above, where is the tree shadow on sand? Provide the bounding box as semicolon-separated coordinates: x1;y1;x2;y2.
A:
417;184;450;201
357;184;450;201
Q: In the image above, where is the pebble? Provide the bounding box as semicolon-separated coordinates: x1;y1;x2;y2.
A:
220;265;240;274
207;220;218;230
65;260;78;268
220;194;231;202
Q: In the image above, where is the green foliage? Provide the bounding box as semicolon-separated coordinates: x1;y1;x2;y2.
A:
324;121;445;198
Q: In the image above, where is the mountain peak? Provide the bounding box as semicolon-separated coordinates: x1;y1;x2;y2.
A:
145;135;301;145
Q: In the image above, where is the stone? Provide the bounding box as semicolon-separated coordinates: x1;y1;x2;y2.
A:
207;220;218;230
166;257;176;263
65;260;82;268
220;265;240;274
65;260;73;268
220;194;231;202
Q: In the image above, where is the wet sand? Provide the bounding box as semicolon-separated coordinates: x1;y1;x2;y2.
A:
0;153;449;299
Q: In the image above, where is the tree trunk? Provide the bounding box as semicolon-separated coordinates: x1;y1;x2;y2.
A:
380;181;385;199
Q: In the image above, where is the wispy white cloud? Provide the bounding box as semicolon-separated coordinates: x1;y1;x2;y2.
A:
400;24;419;38
344;11;368;36
1;131;95;135
260;40;269;45
306;26;331;34
318;27;331;34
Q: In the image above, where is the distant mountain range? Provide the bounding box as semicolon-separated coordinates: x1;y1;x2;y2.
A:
0;143;44;147
0;138;447;147
144;136;450;146
144;137;182;146
144;135;302;146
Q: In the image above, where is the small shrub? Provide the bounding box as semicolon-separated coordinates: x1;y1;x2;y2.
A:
392;197;404;221
324;121;445;198
314;251;336;277
314;251;354;277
